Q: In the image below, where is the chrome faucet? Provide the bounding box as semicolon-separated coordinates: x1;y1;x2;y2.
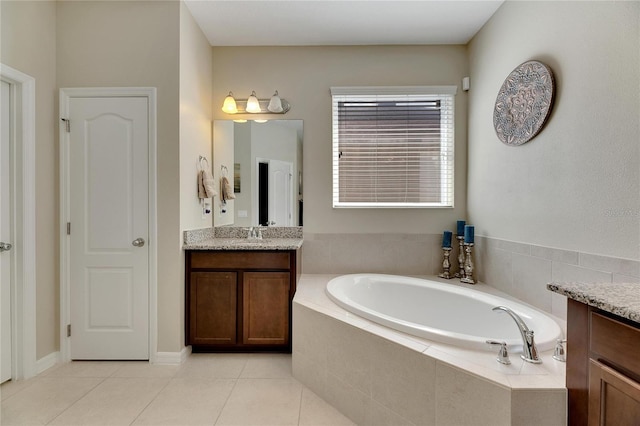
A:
492;306;542;364
247;226;263;240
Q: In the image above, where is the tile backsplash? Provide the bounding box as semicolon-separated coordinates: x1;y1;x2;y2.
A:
302;232;640;321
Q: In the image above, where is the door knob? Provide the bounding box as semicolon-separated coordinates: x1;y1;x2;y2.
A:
269;221;276;225
132;238;145;247
0;242;12;252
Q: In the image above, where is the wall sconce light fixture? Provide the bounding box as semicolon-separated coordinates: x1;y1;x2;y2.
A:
221;90;291;114
222;92;238;114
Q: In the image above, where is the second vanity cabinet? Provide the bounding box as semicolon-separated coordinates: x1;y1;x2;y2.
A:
567;299;640;425
185;249;300;352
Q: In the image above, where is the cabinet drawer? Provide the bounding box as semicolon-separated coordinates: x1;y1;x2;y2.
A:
190;251;290;270
590;312;640;376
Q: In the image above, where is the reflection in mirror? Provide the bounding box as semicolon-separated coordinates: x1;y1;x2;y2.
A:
213;120;303;227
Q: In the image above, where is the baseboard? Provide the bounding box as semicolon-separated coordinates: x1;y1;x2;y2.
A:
36;351;60;375
153;346;191;365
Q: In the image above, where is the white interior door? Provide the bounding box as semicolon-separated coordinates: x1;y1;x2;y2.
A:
1;80;13;382
68;96;149;360
268;160;293;226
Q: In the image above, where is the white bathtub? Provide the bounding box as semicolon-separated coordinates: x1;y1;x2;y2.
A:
326;274;562;352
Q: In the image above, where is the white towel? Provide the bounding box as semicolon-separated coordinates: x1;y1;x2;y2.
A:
197;171;207;199
202;169;217;198
221;176;235;202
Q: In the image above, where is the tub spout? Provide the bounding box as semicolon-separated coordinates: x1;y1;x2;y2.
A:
492;306;542;364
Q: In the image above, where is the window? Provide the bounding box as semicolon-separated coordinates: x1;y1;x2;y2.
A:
332;86;456;208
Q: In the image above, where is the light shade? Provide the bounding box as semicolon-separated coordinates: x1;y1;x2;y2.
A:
246;91;261;113
267;90;284;113
222;92;238;114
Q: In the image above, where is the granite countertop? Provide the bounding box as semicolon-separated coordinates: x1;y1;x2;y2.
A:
547;281;640;323
182;226;303;251
183;238;303;251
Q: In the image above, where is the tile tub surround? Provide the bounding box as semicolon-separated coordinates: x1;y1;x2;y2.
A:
473;236;640;321
293;275;567;426
302;233;444;276
547;281;640;323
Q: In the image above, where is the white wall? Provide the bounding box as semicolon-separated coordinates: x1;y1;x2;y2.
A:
212;46;469;235
468;1;639;260
1;0;57;359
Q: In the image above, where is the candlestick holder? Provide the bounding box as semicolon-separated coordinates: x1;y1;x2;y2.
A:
460;243;477;284
438;247;453;279
454;236;466;278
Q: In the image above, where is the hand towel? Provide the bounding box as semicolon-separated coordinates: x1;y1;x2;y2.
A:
197;171;207;199
202;169;217;198
221;176;235;202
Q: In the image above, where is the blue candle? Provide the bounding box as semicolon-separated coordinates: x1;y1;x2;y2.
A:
464;225;475;244
442;230;453;248
456;220;466;236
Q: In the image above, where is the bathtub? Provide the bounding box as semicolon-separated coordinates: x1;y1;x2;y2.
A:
326;274;562;352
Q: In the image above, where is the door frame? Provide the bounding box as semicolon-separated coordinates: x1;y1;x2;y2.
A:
59;87;158;363
0;64;37;380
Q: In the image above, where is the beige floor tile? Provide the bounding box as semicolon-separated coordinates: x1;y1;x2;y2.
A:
0;378;38;401
48;377;169;425
298;388;355;426
111;361;180;378
0;377;102;425
176;354;249;379
239;354;293;379
215;378;303;426
41;361;124;378
132;378;236;425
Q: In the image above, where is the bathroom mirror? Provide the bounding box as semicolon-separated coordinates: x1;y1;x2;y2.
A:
213;120;303;227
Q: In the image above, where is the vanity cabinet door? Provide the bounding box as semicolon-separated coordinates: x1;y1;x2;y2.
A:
588;359;640;426
242;272;290;346
189;272;237;345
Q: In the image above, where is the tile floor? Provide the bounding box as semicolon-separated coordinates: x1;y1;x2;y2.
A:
0;353;355;426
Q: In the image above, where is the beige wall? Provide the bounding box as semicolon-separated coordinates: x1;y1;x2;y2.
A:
468;1;640;260
180;1;213;232
212;46;469;235
1;0;58;359
56;0;183;352
179;1;213;348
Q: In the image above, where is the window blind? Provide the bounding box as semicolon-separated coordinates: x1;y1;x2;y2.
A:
332;87;455;208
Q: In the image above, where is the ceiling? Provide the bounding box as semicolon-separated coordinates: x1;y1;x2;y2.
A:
184;1;505;46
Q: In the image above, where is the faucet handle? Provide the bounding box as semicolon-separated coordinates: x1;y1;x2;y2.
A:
486;340;511;365
553;339;567;362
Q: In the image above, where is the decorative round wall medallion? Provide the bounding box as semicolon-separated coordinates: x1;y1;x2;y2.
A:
493;60;555;146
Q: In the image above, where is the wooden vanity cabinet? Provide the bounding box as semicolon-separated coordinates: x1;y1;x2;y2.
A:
567;299;640;425
185;249;300;352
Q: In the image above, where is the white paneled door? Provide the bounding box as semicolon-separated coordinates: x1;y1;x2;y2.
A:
68;96;149;360
269;160;293;226
1;80;13;382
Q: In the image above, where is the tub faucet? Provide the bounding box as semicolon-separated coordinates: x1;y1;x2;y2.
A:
492;306;542;364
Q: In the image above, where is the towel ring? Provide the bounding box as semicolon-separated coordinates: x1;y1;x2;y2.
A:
221;165;228;177
198;155;209;171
